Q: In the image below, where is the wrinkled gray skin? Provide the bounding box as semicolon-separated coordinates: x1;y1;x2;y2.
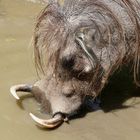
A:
32;78;83;115
11;0;140;127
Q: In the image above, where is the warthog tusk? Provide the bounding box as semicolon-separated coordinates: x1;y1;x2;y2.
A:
29;113;64;128
10;84;32;100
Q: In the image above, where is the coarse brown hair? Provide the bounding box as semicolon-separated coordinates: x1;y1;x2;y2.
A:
33;0;140;96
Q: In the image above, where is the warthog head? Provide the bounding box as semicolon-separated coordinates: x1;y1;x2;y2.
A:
11;0;140;128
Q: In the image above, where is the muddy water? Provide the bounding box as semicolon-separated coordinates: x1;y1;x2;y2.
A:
1;0;140;140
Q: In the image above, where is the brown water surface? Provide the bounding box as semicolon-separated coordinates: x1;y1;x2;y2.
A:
1;0;140;140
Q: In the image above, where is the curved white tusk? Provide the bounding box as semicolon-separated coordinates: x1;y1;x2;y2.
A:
29;113;63;128
10;85;21;100
10;84;32;100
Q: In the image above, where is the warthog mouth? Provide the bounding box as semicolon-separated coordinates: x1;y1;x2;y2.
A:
10;84;68;129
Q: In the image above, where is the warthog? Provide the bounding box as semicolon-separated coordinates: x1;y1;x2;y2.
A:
10;0;140;128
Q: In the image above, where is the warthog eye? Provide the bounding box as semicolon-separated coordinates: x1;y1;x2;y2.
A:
63;92;74;98
61;56;75;70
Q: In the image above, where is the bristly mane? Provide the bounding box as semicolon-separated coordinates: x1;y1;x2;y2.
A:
33;0;140;93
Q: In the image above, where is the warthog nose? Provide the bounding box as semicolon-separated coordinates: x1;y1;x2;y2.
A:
61;56;75;70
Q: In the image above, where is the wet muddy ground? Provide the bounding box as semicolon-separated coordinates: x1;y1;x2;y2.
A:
1;0;140;140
